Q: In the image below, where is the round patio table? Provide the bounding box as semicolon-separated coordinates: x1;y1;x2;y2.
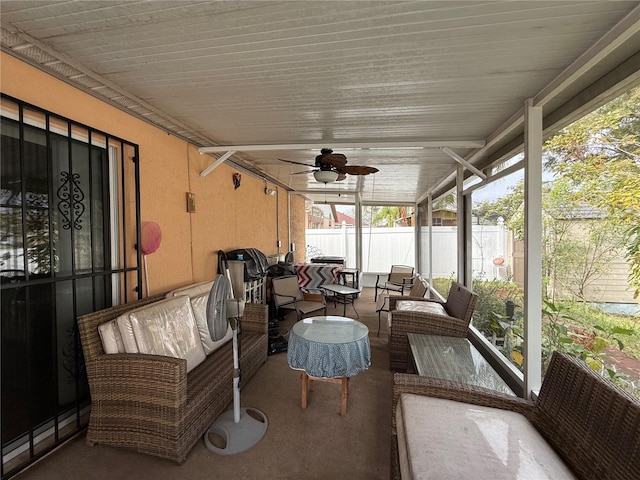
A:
287;316;370;416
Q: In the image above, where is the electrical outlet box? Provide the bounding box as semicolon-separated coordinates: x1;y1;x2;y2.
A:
290;243;295;252
186;192;195;213
277;240;282;248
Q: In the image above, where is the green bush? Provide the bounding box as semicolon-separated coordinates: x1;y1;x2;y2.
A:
470;279;523;336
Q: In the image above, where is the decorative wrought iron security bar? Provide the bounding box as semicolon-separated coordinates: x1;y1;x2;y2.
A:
0;94;143;479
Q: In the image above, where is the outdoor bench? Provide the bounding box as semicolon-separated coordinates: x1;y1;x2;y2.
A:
77;283;268;463
391;351;640;479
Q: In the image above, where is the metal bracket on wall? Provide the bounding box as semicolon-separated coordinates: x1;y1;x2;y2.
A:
200;150;235;178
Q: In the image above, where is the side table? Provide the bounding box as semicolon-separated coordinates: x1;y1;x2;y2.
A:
287;316;370;415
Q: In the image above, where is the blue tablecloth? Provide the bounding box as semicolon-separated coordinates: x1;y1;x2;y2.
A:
287;316;371;378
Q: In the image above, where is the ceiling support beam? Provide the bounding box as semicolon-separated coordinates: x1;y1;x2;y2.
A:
440;147;487;180
198;140;485;154
200;151;235;178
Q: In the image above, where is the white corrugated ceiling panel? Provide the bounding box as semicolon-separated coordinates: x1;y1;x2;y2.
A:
1;1;639;203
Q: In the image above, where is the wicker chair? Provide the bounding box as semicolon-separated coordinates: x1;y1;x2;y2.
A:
374;265;414;301
375;276;427;336
272;275;326;321
388;282;477;371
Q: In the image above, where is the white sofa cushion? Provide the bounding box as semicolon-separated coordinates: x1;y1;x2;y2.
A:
395;300;447;315
128;295;206;372
396;393;576;480
116;312;139;353
98;319;125;354
165;280;214;299
189;293;233;355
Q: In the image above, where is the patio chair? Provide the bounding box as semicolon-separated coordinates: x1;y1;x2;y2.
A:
272;275;326;321
374;265;415;301
388;281;478;371
375;276;427;336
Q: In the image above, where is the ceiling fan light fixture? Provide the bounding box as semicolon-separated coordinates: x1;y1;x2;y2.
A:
313;170;339;183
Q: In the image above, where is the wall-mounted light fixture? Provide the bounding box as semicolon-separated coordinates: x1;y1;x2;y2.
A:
263;178;277;196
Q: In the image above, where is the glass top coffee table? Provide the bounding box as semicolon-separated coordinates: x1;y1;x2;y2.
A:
287;316;371;415
321;283;360;317
407;333;514;395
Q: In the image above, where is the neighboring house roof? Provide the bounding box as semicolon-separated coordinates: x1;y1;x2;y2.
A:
336;212;356;225
433;207;457;214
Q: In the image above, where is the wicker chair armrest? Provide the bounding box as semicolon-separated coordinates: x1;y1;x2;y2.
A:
87;353;187;407
241;303;268;334
392;373;534;431
391;310;469;337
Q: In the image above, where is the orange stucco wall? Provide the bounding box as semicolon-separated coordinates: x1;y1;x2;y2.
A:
1;52;305;294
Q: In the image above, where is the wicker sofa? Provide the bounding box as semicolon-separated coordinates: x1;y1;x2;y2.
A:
392;351;640;480
77;284;268;464
388;282;478;371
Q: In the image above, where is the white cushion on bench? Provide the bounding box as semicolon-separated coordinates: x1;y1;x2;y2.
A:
128;295;206;372
395;300;447;315
389;300;448;331
396;393;576;480
165;280;213;299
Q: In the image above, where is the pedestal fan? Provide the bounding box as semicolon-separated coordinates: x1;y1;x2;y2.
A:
203;274;268;455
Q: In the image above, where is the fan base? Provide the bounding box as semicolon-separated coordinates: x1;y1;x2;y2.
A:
204;407;268;455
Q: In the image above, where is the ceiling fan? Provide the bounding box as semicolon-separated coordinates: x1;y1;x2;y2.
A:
278;148;379;183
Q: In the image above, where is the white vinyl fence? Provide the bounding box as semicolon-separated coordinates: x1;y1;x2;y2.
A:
306;223;509;281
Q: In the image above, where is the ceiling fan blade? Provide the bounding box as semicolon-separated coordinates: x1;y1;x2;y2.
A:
336;173;347;182
340;165;379;175
321;153;347;169
278;158;314;168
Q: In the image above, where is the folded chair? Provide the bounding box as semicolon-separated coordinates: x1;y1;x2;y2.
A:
374;265;414;301
376;276;427;336
272;275;326;321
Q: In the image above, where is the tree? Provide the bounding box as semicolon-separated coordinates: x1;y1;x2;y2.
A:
475;182;524;227
544;86;640;297
479;87;640;298
474;175;627;302
371;206;413;227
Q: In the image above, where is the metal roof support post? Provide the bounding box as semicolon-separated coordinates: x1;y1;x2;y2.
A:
287;191;291;255
463;192;473;287
524;98;543;398
355;192;362;275
456;165;465;284
414;200;420;278
427;194;433;291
